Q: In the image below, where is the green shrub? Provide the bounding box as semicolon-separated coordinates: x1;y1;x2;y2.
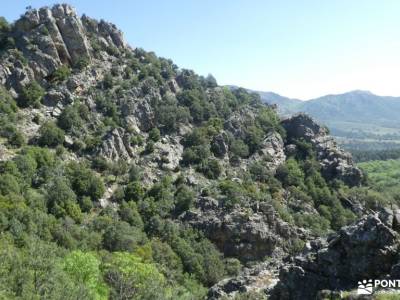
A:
18;81;45;108
102;73;114;89
73;57;89;70
230;138;249;158
148;127;161;142
144;141;155;153
198;159;222;179
124;181;144;202
38;122;65;147
49;65;71;83
58;105;82;132
174;185;195;214
66;162;105;201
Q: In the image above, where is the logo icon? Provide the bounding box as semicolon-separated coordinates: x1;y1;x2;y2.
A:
357;279;373;295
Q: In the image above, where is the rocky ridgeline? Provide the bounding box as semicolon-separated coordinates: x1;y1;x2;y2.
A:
0;4;381;299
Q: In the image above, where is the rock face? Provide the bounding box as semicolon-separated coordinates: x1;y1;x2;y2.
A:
98;128;133;160
182;197;308;262
282;114;363;186
0;4;126;92
270;211;400;299
247;132;286;171
208;260;281;299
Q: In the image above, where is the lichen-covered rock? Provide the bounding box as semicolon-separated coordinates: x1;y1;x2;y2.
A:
270;212;400;299
182;197;308;262
13;4;91;72
248;132;286;171
97;128;133;160
1;4;127;93
211;132;229;158
282;114;363;186
208;260;280;299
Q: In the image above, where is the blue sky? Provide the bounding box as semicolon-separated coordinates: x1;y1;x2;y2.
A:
3;0;400;99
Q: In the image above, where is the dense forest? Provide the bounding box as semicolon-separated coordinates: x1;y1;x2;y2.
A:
0;4;399;299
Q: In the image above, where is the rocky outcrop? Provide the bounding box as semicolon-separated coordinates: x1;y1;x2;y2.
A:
247;132;286;171
282;114;363;186
270;211;400;299
182;197;309;262
13;4;91;75
97;128;133;160
82;15;127;49
1;4;126;93
208;260;280;299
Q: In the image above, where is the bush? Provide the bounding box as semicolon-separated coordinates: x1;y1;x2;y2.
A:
1;125;25;148
144;141;155;154
73;57;89;70
66;162;105;201
102;73;114;89
103;252;167;300
49;65;71;83
38;122;65;147
230;138;249;158
181;145;210;166
58;105;82;132
18;81;45;108
198;159;222;179
174;185;195;214
102;221;147;252
148;127;161;142
124;181;144;202
46;177;81;222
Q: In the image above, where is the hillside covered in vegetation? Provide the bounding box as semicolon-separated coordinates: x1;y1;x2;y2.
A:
0;4;399;299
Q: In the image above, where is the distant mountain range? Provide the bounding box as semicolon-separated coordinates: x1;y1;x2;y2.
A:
251;89;400;151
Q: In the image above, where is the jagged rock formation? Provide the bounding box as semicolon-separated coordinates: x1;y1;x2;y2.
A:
270;210;400;299
208;210;400;299
208;260;281;299
282;113;363;186
0;3;126;92
182;197;309;262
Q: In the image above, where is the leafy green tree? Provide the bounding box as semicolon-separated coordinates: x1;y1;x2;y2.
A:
198;159;222;179
119;201;144;228
276;158;305;187
67;162;105;201
46;177;82;222
174;185;195;214
124;181;144;202
103;252;167;300
62;251;108;300
0;174;20;195
102;221;147;252
14;153;37;184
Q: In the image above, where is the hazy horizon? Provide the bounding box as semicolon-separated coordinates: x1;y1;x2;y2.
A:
4;0;400;99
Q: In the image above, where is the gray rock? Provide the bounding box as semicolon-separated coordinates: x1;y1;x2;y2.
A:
97;128;133;160
211;132;229;158
182;196;309;262
270;213;400;299
282;114;363;186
